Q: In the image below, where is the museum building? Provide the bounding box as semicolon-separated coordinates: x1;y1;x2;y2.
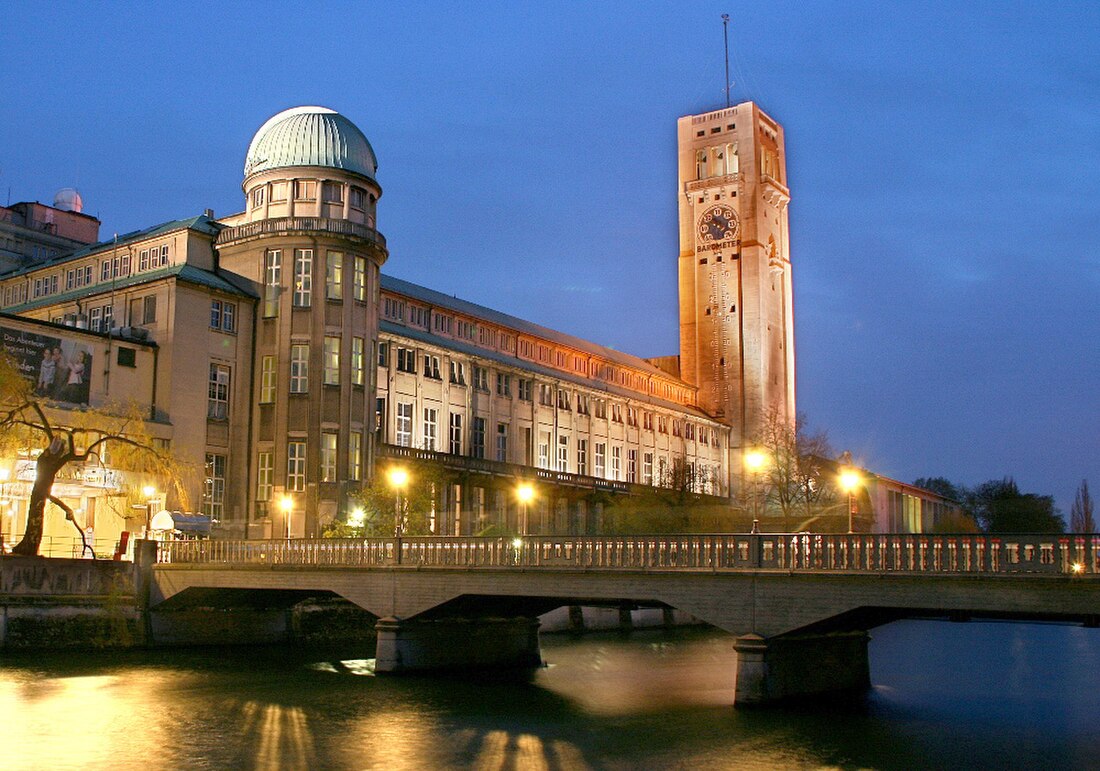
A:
0;101;810;545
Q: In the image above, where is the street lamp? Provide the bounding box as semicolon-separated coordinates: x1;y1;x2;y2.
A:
744;449;766;533
516;482;535;536
838;468;862;534
142;485;157;538
279;495;294;540
387;467;409;564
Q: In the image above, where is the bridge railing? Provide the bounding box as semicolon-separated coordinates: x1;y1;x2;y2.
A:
156;533;1100;576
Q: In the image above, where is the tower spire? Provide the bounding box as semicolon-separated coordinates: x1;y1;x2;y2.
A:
722;14;732;108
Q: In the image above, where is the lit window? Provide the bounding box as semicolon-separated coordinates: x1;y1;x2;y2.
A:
348;431;362;481
557;435;568;472
353;256;367;301
351;337;365;386
260;356;276;403
287;441;306;491
257;451;273;501
396;402;413;447
293;249;312;307
207;363;230;419
264;250;281;317
449;413;462;455
326;252;343;300
290;344;309;393
324;336;341;385
321;432;338;482
203;453;226;519
423;408;438;451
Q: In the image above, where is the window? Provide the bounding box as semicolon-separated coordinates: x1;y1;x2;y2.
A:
449;413;463;455
375;398;386;438
611;446;622;481
270;182;287;201
658;416;668;434
203;454;226;519
538;434;549;469
90;306;103;332
539;384;553;406
207;363;230;419
322;181;344;203
348;431;362;481
409;306;429;328
449;360;466;386
433;314;453;335
611;404;623;423
595;443;606;478
595;400;607;419
644;453;654;485
383;297;404;320
396;347;416;373
264;250;281;317
557;435;568;472
577;439;587;476
423;407;438;451
287;441;306;492
576;395;589;415
321;432;338;482
257;451;273;501
557;389;570;411
423;355;441;380
290;344;309;393
626;407;637;427
473;366;489;391
142;295;157;324
350;186;366;209
496;373;511;397
326;252;343;300
496;423;508;462
518;379;532;401
627;449;637;483
252;186;265;208
221;302;235;333
396;402;413;447
352;337;365;386
260;356;276;403
472;417;485;459
293;249;312;307
324;336;341;385
294;180;316;200
377;341;389;367
643;412;653;431
353;256;367;301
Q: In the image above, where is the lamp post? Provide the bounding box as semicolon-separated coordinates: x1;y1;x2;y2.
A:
279;495;294;540
516;482;535;536
142;485;157;539
838;468;862;534
387;467;409;564
743;450;766;533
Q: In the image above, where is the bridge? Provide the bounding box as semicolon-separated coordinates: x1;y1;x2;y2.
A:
145;532;1100;705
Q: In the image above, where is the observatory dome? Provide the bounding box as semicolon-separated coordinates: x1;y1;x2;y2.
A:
243;106;377;181
53;187;84;213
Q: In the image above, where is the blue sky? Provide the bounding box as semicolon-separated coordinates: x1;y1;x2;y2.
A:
2;2;1097;512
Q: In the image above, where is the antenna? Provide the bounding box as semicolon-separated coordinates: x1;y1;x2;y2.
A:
722;14;732;108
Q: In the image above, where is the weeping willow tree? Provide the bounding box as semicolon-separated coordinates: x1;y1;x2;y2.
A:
0;352;185;557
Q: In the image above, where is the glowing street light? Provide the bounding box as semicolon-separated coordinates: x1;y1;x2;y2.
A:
744;449;767;533
838;468;862;534
279;494;294;540
388;467;409;564
516;482;535;536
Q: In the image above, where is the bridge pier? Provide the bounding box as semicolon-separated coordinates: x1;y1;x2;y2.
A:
374;616;543;673
733;631;870;706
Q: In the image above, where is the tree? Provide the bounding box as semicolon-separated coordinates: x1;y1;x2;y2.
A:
913;476;962;502
753;408;839;531
340;458;451;537
0;352;183;556
1070;479;1095;533
964;477;1064;534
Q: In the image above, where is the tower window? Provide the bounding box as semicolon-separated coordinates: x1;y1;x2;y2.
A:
696;130;704;137
711;127;721;134
727;124;735;130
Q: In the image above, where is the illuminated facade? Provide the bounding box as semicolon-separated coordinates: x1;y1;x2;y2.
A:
0;103;795;542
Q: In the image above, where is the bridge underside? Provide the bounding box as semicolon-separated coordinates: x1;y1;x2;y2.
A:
149;565;1098;704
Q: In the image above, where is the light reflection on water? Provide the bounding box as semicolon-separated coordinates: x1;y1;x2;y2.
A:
0;621;1096;770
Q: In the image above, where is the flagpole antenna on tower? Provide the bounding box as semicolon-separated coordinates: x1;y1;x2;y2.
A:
722;13;732;108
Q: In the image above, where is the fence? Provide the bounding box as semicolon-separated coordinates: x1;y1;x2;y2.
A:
157;533;1100;576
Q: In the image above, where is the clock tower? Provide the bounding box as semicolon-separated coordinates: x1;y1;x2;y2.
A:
677;101;795;460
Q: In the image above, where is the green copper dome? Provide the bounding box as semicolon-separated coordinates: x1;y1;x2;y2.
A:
244;106;378;181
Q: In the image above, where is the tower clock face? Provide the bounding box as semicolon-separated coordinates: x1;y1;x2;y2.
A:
697;204;739;244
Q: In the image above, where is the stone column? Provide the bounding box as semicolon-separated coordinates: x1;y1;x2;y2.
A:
733;631;870;706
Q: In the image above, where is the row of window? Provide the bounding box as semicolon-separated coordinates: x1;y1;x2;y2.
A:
254;434;364;499
263;249;368;316
14;243;172;304
385;344;716;444
256;336;367;403
250;180;375;210
388;401;719;492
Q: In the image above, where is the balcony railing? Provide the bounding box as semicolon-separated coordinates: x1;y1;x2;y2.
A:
157;533;1100;576
215;217;386;248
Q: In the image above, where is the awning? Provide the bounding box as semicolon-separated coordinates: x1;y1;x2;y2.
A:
151;510;212;535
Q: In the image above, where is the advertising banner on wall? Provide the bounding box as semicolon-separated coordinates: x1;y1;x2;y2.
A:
0;325;93;405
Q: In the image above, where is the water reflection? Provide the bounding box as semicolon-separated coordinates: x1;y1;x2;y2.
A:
0;622;1096;769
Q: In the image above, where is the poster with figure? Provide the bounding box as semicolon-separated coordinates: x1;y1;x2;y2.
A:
1;326;93;405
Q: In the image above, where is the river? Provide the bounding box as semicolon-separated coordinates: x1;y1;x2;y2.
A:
1;620;1097;770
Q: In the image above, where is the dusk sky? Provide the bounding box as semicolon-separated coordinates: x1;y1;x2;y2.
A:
2;2;1096;513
